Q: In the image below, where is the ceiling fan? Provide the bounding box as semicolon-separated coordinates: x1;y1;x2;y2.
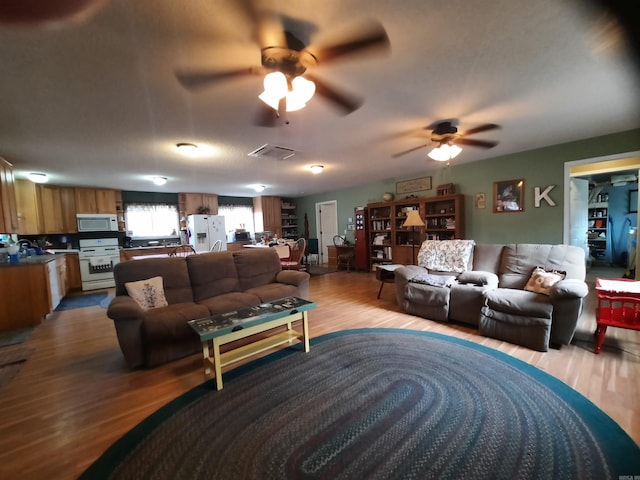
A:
175;5;390;127
392;121;500;160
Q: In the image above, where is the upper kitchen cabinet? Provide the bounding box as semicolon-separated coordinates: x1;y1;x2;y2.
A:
0;157;19;234
75;188;117;214
179;193;219;215
15;179;43;234
15;181;78;234
40;185;77;233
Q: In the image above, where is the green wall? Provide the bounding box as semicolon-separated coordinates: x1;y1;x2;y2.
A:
295;128;640;244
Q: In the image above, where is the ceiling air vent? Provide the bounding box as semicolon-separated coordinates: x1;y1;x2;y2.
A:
248;144;297;160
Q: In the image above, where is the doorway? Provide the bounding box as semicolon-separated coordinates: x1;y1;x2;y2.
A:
564;151;640;277
315;200;338;264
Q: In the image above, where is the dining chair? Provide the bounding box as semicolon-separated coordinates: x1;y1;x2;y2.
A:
333;235;355;272
280;238;307;271
210;239;223;252
169;244;197;257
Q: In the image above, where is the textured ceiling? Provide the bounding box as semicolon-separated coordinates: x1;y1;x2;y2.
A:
0;0;638;197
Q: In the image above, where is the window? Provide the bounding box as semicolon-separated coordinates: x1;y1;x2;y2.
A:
124;203;179;238
218;204;255;234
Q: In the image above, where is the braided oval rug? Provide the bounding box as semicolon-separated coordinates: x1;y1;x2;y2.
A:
80;329;640;480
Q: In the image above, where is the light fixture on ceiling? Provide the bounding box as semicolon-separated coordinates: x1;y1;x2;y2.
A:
152;176;167;186
253;184;266;193
258;72;316;112
176;142;199;157
27;172;48;183
309;165;324;174
428;143;462;162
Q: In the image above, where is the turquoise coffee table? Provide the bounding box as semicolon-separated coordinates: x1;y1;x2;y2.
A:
188;297;316;390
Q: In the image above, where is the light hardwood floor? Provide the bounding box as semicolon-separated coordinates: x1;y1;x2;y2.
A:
0;269;638;479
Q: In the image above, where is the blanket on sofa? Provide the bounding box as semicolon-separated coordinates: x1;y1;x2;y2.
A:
417;240;475;273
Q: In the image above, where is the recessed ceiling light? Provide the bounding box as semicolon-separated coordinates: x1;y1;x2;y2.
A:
253;184;265;192
176;142;199;157
309;165;324;174
152;176;167;186
28;172;48;183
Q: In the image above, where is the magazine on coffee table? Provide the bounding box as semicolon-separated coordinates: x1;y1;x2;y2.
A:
188;297;313;335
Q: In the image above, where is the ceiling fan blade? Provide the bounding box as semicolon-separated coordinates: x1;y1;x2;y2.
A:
305;74;362;114
392;144;429;159
252;3;287;49
456;138;498;149
176;67;262;90
307;19;390;64
461;123;500;136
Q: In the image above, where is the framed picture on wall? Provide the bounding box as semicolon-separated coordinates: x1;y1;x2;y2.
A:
494;179;524;213
396;176;432;194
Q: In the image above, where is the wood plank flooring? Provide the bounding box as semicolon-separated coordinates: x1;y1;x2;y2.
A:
0;269;638;479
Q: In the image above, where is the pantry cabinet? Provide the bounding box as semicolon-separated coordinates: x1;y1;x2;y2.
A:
253;196;282;237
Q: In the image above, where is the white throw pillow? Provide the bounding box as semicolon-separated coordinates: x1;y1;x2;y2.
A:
125;276;168;310
524;267;566;296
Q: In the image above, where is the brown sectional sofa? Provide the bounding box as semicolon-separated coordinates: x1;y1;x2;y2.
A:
107;248;310;368
395;242;589;351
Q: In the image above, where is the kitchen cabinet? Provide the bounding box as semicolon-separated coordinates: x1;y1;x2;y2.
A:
66;253;81;291
179;193;219;215
0;157;19;234
253;196;281;237
0;256;69;332
16;181;77;234
15;179;43;235
179;193;219;231
75;187;117;214
40;185;77;233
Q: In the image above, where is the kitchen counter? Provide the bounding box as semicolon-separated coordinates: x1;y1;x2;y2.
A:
0;253;63;268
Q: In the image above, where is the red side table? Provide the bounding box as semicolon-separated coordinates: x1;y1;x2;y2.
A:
594;277;640;354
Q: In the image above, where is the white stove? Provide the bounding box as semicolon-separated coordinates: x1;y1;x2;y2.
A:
78;238;121;291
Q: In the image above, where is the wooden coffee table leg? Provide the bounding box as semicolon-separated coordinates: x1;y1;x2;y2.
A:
213;338;223;390
302;311;310;352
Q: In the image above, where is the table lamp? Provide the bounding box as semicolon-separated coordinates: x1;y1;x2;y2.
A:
402;210;425;265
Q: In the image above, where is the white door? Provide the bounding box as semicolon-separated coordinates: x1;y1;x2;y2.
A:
316;201;338;264
569;178;589;259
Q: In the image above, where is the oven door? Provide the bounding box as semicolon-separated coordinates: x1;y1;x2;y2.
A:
79;255;119;291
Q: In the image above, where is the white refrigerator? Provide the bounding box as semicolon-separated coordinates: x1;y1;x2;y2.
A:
187;214;227;253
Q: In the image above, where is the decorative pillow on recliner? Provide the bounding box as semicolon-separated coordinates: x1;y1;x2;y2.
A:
524;267;566;296
125;276;168;310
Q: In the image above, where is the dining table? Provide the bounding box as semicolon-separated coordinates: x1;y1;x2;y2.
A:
243;243;291;259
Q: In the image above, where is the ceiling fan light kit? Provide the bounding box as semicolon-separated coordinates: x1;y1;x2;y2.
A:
428;143;462;162
309;165;324;174
259;72;316;112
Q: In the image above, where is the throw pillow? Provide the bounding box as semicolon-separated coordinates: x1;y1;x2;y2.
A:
125;276;168;310
524;267;566;296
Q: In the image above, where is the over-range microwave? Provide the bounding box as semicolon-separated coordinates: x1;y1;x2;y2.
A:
76;214;119;232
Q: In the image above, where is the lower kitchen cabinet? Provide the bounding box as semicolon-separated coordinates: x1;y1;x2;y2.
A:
0;255;76;332
66;253;82;291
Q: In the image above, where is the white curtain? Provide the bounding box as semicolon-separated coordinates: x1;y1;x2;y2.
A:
218;204;255;233
124;203;179;237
